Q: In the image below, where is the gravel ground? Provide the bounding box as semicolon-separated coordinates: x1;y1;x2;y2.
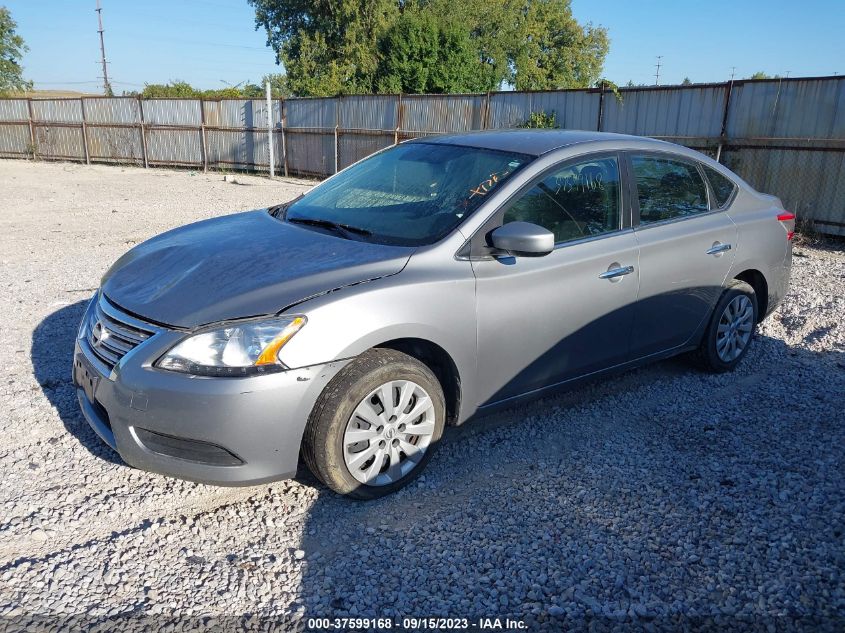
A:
1;159;844;632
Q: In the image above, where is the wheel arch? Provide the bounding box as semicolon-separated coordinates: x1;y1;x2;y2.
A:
732;268;769;322
375;338;462;426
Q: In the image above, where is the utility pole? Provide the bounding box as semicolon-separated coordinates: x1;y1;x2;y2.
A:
730;66;736;81
96;0;112;96
654;56;663;86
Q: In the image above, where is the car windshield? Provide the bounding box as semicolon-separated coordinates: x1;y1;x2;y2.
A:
281;142;531;246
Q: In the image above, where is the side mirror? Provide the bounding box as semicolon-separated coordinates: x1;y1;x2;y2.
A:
490;222;554;257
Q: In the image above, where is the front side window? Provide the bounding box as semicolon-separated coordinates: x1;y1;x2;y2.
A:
631;155;709;225
702;165;737;208
503;156;621;244
281;143;530;246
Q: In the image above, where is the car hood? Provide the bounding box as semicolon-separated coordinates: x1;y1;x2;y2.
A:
101;210;414;328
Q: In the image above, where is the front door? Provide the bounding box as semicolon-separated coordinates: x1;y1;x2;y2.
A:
472;154;640;407
627;153;738;357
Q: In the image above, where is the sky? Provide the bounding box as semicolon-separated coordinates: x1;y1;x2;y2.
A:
5;0;844;94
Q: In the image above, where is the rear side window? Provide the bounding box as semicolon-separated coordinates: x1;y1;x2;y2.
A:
503;156;621;244
702;165;737;208
631;155;709;225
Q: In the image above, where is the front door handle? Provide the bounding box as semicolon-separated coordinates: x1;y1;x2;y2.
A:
706;242;732;256
599;265;635;280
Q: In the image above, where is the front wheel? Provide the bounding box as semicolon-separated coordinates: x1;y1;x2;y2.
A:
693;279;758;373
302;349;445;499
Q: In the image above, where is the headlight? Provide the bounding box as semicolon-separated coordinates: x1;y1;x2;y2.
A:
156;316;306;377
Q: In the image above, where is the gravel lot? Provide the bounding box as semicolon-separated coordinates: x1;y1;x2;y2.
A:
1;159;844;631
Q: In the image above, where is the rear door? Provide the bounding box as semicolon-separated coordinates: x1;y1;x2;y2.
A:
627;152;737;357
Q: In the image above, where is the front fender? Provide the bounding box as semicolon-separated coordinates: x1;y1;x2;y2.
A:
277;261;480;423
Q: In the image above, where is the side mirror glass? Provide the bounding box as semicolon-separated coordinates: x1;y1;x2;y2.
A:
490;221;554;257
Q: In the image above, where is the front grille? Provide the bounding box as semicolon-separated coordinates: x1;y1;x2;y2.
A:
85;296;156;370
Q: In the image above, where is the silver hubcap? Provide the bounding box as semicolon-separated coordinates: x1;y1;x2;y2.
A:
343;380;436;487
716;295;754;362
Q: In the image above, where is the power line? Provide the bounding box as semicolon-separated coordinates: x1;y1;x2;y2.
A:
172;0;251;10
96;0;112;96
33;80;102;85
134;34;269;51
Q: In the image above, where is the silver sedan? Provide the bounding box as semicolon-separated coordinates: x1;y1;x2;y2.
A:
72;130;794;498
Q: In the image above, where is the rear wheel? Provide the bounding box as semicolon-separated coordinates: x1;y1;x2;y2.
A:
693;280;758;373
302;349;445;499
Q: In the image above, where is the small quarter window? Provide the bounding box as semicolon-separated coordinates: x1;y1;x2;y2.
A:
503;156;621;244
702;165;737;208
631;155;709;225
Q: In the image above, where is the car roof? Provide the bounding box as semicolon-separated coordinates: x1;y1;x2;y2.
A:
409;129;671;156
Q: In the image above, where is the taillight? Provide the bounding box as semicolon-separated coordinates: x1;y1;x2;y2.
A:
777;211;796;241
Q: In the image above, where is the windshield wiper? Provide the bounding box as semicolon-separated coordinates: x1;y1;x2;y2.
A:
286;216;373;239
268;194;304;219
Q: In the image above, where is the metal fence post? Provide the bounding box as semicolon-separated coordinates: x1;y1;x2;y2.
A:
395;94;403;144
79;98;91;165
280;97;288;177
716;79;734;163
266;83;274;178
596;81;606;132
137;96;149;168
483;91;491;129
199;99;208;172
334;96;340;174
334;124;339;173
26;98;36;159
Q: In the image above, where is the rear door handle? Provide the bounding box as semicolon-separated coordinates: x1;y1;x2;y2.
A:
599;265;635;280
706;242;732;255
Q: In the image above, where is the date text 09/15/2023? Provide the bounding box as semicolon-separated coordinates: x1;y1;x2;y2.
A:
306;616;528;630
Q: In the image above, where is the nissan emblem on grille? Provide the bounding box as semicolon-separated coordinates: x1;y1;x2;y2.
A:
90;320;108;349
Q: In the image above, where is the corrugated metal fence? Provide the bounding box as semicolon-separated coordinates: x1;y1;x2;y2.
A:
1;76;844;235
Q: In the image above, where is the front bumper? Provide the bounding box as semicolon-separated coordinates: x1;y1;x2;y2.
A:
72;298;350;486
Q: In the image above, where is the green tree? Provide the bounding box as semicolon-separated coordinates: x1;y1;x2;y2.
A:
140;80;200;98
505;0;609;90
748;71;770;80
518;110;558;129
248;0;397;96
376;12;439;94
237;83;264;98
0;7;32;95
681;77;692;85
421;0;521;90
135;78;290;99
248;0;609;96
202;86;248;99
376;12;492;94
261;72;289;97
430;21;493;93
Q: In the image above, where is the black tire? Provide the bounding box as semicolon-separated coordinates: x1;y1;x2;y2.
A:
692;279;758;373
301;348;445;499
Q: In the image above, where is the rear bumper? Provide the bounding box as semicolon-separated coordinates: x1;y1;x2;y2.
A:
765;243;793;318
72;337;350;486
